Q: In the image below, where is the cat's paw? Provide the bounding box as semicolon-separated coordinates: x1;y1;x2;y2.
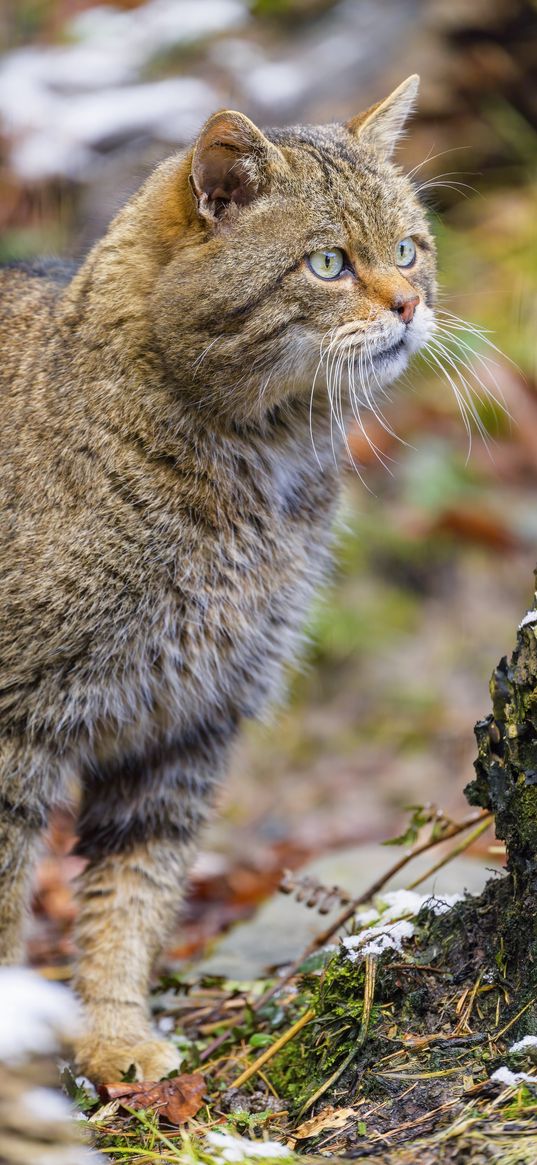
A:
75;1036;182;1083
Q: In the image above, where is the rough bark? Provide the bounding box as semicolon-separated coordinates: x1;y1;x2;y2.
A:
466;594;537;881
465;587;537;1005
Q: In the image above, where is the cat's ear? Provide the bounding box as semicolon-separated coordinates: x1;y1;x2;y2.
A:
347;74;419;158
190;110;284;224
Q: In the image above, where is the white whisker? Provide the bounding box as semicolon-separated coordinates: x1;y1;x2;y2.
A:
433;325;512;424
436;309;519;369
416;171;481;201
421;343;475;459
361;332;410;450
344;349;374;488
309;325;338;468
427;336;494;445
346;344;391;475
192;336;221;375
433;312;515;419
325;332;343;467
406;146;470;183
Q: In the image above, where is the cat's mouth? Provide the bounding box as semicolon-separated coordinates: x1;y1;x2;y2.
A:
367;335;414;385
375;337;406;362
370;337;407;368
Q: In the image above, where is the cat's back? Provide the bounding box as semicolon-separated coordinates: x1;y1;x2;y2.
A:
0;257;76;302
0;260;76;387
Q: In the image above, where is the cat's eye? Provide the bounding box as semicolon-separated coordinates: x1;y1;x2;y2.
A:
307;248;345;280
395;237;416;268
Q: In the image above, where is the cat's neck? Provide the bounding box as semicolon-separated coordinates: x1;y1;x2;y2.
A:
58;282;339;477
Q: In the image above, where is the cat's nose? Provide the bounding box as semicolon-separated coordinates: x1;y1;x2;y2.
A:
392;292;419;325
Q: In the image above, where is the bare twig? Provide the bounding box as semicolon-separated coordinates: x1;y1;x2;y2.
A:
230;1008;315;1089
296;1044;359;1119
406;815;493;890
494;997;536;1040
279;870;352;914
360;955;377;1045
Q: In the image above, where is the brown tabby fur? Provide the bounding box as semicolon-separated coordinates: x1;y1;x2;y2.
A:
0;76;436;1081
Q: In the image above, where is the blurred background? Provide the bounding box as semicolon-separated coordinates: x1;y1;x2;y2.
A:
1;0;536;970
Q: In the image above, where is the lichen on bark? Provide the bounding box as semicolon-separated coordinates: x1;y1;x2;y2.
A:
466;591;537;881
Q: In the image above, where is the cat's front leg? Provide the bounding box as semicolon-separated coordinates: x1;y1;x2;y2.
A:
72;730;229;1082
73;839;193;1082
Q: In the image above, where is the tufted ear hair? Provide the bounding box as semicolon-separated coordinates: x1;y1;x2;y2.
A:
190;110;285;224
346;74;420;159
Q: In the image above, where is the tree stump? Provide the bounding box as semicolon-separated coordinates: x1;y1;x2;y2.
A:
466;590;537;1006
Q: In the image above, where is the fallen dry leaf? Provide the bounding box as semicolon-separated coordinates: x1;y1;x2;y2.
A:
293;1104;357;1140
99;1073;206;1125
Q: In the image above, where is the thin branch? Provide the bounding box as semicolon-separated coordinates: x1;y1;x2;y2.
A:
229;1007;315;1090
406;814;493;890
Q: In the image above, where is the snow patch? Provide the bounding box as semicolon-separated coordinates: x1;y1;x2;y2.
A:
354;908;381;927
0;0;246;179
519;610;537;630
426;893;463;916
244;61;308;108
75;1075;99;1100
510;1035;537;1054
206;1131;292;1161
0;71;218;181
71;0;246;60
343;890;462;963
376;890;424;919
157;1015;176;1034
24;1087;72;1123
491;1066;537;1087
377;890;462;919
343;919;415;960
0;969;81;1062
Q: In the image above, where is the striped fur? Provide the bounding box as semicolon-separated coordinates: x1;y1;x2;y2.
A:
0;78;436;1081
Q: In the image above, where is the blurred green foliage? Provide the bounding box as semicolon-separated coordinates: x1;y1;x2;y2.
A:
2;0;52;48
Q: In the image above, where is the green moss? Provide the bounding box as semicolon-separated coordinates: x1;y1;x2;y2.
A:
267;955;372;1108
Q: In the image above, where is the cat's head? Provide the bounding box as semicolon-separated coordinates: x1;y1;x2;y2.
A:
150;76;436;425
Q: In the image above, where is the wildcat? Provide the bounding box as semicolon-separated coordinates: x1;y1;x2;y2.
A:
0;75;436;1082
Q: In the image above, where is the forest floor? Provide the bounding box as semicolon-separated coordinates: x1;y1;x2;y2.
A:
2;1;536;1160
61;808;537;1165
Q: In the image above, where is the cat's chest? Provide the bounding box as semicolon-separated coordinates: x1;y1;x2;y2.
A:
142;439;337;710
86;428;338;761
165;449;336;646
